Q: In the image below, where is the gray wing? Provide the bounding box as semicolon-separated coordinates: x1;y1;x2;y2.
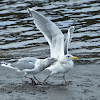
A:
18;57;37;63
28;8;64;58
64;26;75;55
11;57;37;71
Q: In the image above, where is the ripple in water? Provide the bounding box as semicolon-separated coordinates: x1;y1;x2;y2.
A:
0;0;100;64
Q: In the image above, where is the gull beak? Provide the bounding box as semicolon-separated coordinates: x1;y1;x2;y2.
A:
72;56;78;59
56;59;58;61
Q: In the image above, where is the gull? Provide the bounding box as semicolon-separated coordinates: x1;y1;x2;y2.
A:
28;8;78;84
1;57;57;84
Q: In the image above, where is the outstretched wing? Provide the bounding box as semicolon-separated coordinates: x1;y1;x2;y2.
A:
28;8;64;58
64;26;75;55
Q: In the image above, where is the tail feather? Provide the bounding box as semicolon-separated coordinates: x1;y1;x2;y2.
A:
1;63;16;70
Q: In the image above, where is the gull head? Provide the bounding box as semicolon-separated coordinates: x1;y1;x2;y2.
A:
68;26;75;33
65;54;78;60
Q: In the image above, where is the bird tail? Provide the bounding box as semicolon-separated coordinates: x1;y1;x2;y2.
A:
1;62;16;70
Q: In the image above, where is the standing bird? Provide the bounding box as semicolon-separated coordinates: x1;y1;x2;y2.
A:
28;8;78;85
1;57;57;84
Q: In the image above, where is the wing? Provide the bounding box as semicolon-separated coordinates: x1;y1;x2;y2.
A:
28;8;64;58
12;61;35;71
1;57;37;71
18;57;37;63
64;26;75;55
14;57;37;70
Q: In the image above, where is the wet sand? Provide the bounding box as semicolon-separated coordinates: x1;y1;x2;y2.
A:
0;48;100;100
0;64;100;100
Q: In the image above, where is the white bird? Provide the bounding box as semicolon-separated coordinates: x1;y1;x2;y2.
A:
28;8;78;84
1;57;57;84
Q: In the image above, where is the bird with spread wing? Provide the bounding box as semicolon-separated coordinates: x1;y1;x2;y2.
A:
28;8;78;85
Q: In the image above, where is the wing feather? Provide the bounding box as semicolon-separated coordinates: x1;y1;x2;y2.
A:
64;26;75;54
28;8;64;58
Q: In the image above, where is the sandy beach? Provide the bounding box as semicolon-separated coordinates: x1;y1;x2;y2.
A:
0;48;100;100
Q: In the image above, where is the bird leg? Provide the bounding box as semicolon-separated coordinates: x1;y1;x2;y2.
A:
33;75;42;84
63;73;67;84
24;75;37;85
43;75;51;84
63;74;71;85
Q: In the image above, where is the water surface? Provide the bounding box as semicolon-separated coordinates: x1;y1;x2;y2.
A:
0;0;100;64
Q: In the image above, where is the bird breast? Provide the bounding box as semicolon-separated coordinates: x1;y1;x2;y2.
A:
60;60;74;72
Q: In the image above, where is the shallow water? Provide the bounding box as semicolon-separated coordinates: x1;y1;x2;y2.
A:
0;0;100;64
